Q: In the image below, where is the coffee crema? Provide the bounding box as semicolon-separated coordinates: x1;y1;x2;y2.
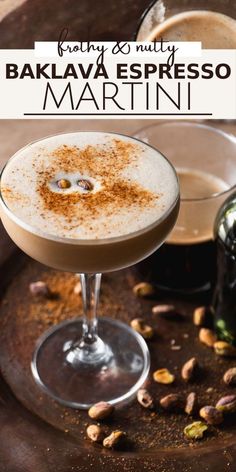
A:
146;10;236;49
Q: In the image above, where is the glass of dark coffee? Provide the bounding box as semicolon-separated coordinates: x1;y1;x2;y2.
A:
134;121;236;293
135;0;236;48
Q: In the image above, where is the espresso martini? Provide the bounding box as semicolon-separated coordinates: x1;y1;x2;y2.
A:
0;132;179;408
0;132;179;273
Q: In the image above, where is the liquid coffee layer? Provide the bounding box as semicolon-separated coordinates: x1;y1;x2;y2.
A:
1;132;178;240
169;168;229;245
177;168;229;200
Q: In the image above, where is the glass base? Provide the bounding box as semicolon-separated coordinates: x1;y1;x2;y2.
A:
31;317;150;409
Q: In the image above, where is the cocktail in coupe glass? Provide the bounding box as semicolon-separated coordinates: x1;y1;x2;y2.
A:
0;131;179;409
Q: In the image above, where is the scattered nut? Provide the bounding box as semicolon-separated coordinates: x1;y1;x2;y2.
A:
152;304;177;317
57;178;71;189
213;341;236;357
29;281;50;297
137;388;154;409
88;402;114;420
77;179;93;192
199;328;217;347
86;424;105;443
223;367;236;386
132;282;155;298
185;392;197;415
74;281;82;295
193;306;212;327
160;393;184;411
184;421;208;440
193;306;206;326
130;318;154;339
181;357;198;382
199;406;223;425
153;368;175;384
103;431;126;449
152;304;184;321
216;395;236;413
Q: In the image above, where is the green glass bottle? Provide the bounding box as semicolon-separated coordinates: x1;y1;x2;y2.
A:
213;192;236;345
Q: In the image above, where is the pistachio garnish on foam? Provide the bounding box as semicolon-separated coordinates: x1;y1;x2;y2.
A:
153;368;175;384
57;178;71;189
77;179;93;192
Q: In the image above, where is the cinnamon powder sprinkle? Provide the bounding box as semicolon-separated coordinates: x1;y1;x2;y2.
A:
1;187;30;206
36;139;158;231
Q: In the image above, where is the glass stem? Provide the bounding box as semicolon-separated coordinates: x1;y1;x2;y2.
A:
66;273;108;366
80;273;101;344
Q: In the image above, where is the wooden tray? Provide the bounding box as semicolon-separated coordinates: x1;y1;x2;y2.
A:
0;222;236;472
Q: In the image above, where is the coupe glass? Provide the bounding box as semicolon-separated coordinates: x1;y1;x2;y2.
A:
0;132;179;408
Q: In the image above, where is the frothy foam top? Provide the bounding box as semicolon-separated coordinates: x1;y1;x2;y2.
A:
1;132;178;240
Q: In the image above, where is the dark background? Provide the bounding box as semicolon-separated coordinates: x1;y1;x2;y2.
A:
0;0;151;47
